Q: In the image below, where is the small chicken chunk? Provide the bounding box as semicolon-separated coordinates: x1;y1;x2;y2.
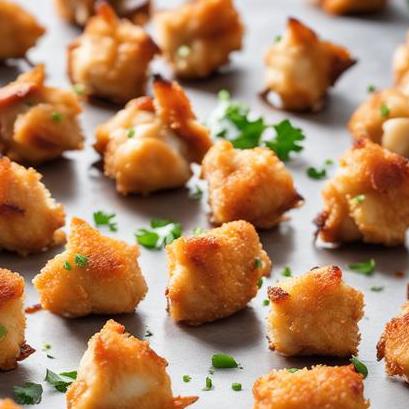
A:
202;140;302;228
0;157;65;255
95;76;212;195
67;3;158;105
253;365;369;409
66;320;197;409
267;265;364;357
0;0;45;60
54;0;151;26
166;220;272;326
0;400;22;409
377;301;409;383
393;32;409;94
263;18;355;112
0;269;28;371
155;0;244;79
33;218;147;318
315;139;409;246
0;65;84;164
315;0;386;15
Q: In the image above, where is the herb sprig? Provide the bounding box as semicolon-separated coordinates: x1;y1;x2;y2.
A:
135;219;182;249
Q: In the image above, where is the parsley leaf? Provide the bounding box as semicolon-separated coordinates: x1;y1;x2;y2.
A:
45;369;77;393
127;128;135;138
183;375;192;383
63;261;72;271
51;111;63;123
189;184;203;200
193;227;205;235
350;356;368;378
135;219;182;249
367;84;376;93
287;368;299;373
352;194;365;204
72;83;85;96
307;167;327;180
74;254;88;268
13;382;43;405
281;266;292;277
254;258;263;269
263;299;270;306
0;324;7;341
257;277;263;288
348;259;376;276
370;286;384;292
212;353;238;369
203;376;213;391
380;103;390;118
232;382;242;391
93;211;118;232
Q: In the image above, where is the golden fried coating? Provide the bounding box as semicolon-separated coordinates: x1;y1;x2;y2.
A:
0;157;65;255
201;140;302;228
95;77;212;195
67;3;158;105
377;302;409;383
0;0;45;60
316;0;386;15
0;269;26;371
267;265;364;357
33;218;147;318
253;365;369;409
166;220;272;326
315;139;409;246
0;65;84;164
54;0;151;26
155;0;244;79
67;320;197;409
393;32;409;94
0;400;21;409
263;18;355;112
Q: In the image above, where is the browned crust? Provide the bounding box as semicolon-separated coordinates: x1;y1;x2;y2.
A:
183;236;221;267
268;286;290;303
17;342;35;362
287;17;318;44
0;203;25;216
0;82;38;109
0;268;24;306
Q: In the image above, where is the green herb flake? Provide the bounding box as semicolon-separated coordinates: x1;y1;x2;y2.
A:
45;369;77;393
72;83;85;96
263;299;270;306
350;356;368;378
274;35;282;43
42;343;51;351
74;254;88;268
232;382;242;391
211;353;238;369
93;210;118;232
183;375;192;383
13;382;43;405
307;167;327;180
203;376;213;391
287;368;299;373
281;266;292;277
51;111;63;123
63;261;72;271
189;184;203;200
0;324;7;341
370;286;384;292
348;259;376;276
257;277;263;289
135;219;182;249
254;258;263;269
352;194;365;204
193;227;205;236
127;128;135;138
144;329;153;338
380;103;390;118
367;84;376;93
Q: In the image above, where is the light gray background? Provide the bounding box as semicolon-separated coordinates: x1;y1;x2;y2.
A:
1;0;409;407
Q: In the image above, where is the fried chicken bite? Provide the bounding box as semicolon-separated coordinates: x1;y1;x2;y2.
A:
315;139;409;246
166;220;272;326
0;65;84;164
263;18;355;112
0;400;22;409
253;365;369;409
315;0;386;15
0;157;65;255
377;301;409;383
33;218;147;318
95;76;212;195
0;0;45;61
67;3;159;105
201;140;302;228
267;265;364;357
154;0;244;79
66;320;197;409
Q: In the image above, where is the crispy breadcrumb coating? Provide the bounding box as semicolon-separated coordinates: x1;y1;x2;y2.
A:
263;18;355;112
154;0;244;79
95;76;212;195
0;157;65;255
66;320;197;409
0;0;45;60
166;220;272;326
0;399;21;409
201;140;302;228
393;32;409;94
0;65;84;164
67;3;158;105
33;218;147;318
267;265;364;357
253;365;370;409
377;302;409;383
315;139;409;246
316;0;386;15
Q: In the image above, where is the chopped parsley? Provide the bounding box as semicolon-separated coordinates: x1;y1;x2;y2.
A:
42;343;51;352
183;375;192;383
263;299;270;306
72;83;85;96
135;219;182;249
45;369;77;393
0;324;7;341
352;194;365;204
254;258;263;269
232;382;242;391
144;329;153;338
274;35;282;43
350;356;368;378
370;286;384;292
281;266;292;277
127;128;135;138
93;210;118;232
211;353;238;369
193;227;205;235
257;277;263;289
380;103;390;118
203;376;213;391
189;185;203;200
63;261;72;271
13;382;43;405
51;111;63;123
287;368;299;373
74;254;88;268
307;159;333;180
367;84;376;93
348;259;376;276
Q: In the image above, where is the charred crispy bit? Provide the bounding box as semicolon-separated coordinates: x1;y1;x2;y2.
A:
0;269;29;371
0;65;84;164
0;400;22;409
267;265;364;357
66;320;198;409
154;0;244;79
54;0;151;27
95;77;212;195
33;218;147;318
253;365;369;409
315;0;386;15
315;139;409;246
377;302;409;383
0;157;65;255
166;220;272;326
201;140;302;228
67;3;158;105
0;0;45;60
263;18;355;112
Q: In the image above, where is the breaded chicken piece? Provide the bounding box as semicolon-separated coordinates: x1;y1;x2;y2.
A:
0;157;65;255
315;0;386;15
315;139;409;246
0;399;22;409
95;76;212;195
201;140;302;228
263;18;355;112
0;0;45;61
166;220;272;326
267;265;364;357
54;0;151;27
0;65;84;164
393;32;409;94
67;3;158;105
0;269;28;371
253;365;369;409
66;320;197;409
377;301;409;383
155;0;244;79
33;218;147;318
